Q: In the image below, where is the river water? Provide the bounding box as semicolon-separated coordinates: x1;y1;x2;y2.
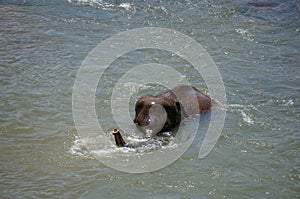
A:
1;0;299;198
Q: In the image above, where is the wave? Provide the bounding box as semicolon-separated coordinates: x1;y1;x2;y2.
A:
68;0;135;11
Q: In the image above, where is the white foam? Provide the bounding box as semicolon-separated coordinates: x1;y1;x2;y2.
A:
241;110;254;125
68;0;115;10
279;99;294;106
119;3;134;11
70;129;179;160
235;28;254;41
126;136;149;142
69;136;90;157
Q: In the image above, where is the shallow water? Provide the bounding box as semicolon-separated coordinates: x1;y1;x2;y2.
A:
1;0;299;198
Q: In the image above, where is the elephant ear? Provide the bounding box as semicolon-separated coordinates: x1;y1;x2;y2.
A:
176;101;188;119
144;103;168;138
161;99;182;132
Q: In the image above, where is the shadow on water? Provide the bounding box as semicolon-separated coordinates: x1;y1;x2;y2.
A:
238;1;299;21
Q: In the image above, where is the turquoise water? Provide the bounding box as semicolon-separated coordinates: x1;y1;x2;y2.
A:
0;0;299;198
